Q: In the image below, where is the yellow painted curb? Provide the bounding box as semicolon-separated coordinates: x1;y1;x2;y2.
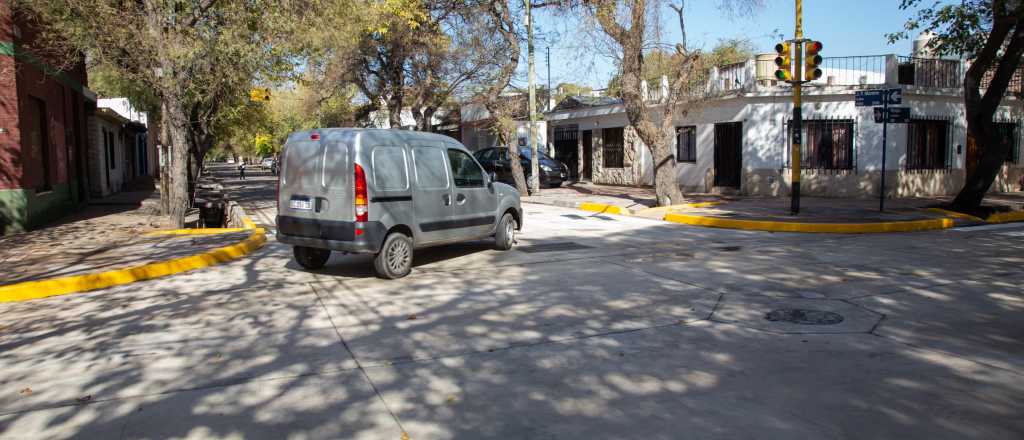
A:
145;227;249;236
0;227;267;303
926;208;984;222
986;210;1024;224
634;201;723;217
663;213;955;234
682;201;722;209
579;202;632;216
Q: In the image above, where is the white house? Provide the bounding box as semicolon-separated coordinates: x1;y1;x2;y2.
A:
88;98;152;197
544;54;1023;198
459;101;549;154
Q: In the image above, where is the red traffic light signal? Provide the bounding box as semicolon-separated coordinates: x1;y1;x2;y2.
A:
804;40;823;81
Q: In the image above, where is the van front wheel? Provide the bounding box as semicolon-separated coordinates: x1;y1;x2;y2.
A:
494;213;517;251
294;246;331;270
374;233;413;279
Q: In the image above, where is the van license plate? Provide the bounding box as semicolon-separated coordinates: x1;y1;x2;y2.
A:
290;199;312;210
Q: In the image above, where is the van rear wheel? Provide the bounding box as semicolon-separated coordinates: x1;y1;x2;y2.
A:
495;213;517;251
374;232;413;279
294;246;331;270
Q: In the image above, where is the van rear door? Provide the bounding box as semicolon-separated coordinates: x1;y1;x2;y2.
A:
280;137;353;223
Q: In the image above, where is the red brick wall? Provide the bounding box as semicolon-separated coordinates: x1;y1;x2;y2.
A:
1;6;89;192
0;1;22;190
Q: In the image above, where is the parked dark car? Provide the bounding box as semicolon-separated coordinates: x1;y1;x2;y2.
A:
474;147;568;189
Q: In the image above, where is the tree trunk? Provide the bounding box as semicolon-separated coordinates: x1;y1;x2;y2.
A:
501;124;529;195
164;96;192;228
651;138;685;206
952;119;1006;210
951;16;1024;211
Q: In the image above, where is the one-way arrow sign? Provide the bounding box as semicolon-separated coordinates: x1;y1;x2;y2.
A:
856;88;902;106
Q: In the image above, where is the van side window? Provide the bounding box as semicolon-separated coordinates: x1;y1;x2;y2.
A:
447;149;485;188
372;146;409;191
412;146;449;189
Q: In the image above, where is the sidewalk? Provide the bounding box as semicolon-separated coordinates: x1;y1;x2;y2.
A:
523;182;1024;231
0;191;168;279
0;189;264;301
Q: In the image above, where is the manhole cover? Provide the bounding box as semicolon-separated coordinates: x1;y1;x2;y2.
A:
518;242;594;253
764;309;844;325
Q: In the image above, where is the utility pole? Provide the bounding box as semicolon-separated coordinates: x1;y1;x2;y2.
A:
525;0;539;193
546;46;551;112
790;0;803;215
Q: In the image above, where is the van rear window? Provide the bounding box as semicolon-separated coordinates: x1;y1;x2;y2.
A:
283;140;321;188
372;146;409;191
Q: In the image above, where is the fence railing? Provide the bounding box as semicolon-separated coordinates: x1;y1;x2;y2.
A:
817;56;888;86
713;61;755;92
981;66;1024;96
897;56;963;89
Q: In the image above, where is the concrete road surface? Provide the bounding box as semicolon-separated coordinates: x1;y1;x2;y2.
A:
1;165;1022;439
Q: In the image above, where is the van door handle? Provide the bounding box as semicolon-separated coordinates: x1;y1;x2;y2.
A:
455;194;467;205
442;194;451;206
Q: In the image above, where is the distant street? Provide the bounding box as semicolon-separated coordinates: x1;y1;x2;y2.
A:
1;164;1023;439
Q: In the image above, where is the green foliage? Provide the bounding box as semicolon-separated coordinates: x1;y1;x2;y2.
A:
553;82;594;102
88;63;160;112
706;38;757;67
605;38;754;96
885;0;991;57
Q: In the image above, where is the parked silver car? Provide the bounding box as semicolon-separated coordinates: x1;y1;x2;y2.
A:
276;128;523;278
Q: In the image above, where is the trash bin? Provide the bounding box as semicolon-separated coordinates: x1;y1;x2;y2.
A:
197;198;225;228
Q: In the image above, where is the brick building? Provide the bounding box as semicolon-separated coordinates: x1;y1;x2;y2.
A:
0;4;96;234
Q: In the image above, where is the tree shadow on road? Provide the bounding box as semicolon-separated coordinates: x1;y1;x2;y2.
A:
1;212;1023;438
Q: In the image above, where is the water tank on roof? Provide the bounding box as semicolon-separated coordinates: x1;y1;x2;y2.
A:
755;53;776;81
913;31;936;58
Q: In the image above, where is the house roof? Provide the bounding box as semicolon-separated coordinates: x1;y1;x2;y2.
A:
551;95;623;112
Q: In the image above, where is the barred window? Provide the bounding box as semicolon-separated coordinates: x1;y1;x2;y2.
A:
995;122;1020;164
803;120;854;170
676;126;696;163
603;127;625;168
906;119;949;170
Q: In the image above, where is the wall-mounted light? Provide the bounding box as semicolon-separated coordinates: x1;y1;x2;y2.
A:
0;128;7;134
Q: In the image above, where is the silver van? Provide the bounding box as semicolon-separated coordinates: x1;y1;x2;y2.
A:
276;128;523;279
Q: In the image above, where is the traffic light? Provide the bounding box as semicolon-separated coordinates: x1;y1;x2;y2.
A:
804;40;823;81
774;42;792;82
249;88;271;102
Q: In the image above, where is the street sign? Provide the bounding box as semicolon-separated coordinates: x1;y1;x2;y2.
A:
873;106;910;123
856;88;901;106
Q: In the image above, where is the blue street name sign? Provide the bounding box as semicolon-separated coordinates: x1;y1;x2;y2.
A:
856;88;902;107
873;106;910;123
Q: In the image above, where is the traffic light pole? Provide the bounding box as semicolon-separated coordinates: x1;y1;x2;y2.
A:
879;95;888;212
790;0;803;215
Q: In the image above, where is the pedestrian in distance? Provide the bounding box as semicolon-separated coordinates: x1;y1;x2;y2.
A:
238;162;246;180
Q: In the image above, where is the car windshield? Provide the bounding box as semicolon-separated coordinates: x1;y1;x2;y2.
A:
518;148;554;162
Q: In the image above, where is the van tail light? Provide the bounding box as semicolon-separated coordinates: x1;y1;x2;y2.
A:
354;163;368;222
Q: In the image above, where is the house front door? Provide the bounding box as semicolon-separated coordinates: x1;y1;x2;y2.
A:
714;122;742;188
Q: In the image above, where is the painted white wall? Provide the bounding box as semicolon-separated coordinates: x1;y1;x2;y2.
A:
98;98;148;126
461;120;548;153
89;117;125;197
547;87;1023;195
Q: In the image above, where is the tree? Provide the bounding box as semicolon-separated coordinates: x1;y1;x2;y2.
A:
581;0;759;205
19;0;304;226
552;82;594;103
477;0;530;195
605;38;754;97
890;0;1024;211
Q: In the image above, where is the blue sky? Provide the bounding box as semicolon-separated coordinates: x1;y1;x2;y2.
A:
520;0;927;90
